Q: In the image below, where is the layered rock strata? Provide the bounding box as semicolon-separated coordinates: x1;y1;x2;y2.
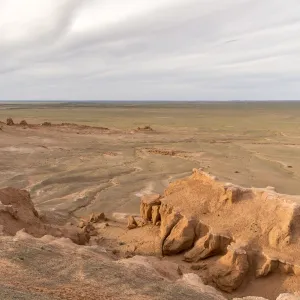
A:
0;187;90;245
140;169;300;292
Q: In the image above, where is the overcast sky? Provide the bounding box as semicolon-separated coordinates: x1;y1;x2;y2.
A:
0;0;300;101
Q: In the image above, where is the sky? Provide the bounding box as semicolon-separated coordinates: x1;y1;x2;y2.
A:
0;0;300;101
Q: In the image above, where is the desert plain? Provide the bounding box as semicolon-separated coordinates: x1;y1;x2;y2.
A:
1;101;300;300
1;101;300;219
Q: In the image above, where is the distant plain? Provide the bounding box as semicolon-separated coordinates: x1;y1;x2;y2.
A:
1;101;300;221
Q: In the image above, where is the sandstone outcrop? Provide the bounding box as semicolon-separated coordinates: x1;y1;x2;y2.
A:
159;205;183;252
184;232;232;262
88;212;106;223
209;243;249;292
127;215;138;229
255;254;279;278
0;187;90;245
140;194;161;221
0;187;41;236
6;117;14;126
136;169;300;294
151;205;160;225
163;217;196;255
20;120;28;126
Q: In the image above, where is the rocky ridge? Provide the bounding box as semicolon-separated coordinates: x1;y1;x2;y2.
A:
1;169;300;299
139;169;300;294
0;187;89;245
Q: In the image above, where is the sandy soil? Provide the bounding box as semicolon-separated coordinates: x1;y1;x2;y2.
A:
1;102;300;224
1;102;300;300
0;232;218;300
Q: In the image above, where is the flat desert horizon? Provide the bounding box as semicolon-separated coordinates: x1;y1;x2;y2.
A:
1;101;300;220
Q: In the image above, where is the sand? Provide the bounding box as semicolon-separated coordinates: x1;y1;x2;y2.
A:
1;101;300;299
1;101;300;224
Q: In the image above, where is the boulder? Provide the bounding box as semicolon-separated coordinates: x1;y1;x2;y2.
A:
184;232;232;262
61;227;90;245
209;243;249;293
88;212;105;223
20;120;28;126
159;204;183;255
78;220;86;228
140;194;161;221
6;118;14;126
163;217;196;255
255;254;279;278
194;221;210;239
293;264;300;276
159;205;182;240
127;216;138;230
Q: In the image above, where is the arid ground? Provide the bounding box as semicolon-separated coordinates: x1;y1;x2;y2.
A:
1;101;300;300
1;101;300;222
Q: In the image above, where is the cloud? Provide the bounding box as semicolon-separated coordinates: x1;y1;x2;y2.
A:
0;0;299;100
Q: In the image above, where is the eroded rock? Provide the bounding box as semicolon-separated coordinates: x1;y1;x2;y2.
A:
140;194;161;221
20;120;28;126
0;187;90;245
209;243;249;293
6;118;14;126
163;217;196;255
160;204;182;239
184;232;232;262
255;254;279;278
152;205;161;225
89;212;106;223
127;215;138;230
268;225;291;248
221;185;254;204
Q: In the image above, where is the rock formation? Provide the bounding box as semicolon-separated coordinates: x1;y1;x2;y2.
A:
6;117;14;126
0;187;89;245
42;121;51;126
127;215;138;229
140;193;161;222
2;168;300;298
184;232;232;262
139;169;300;293
20;120;28;126
163;217;196;255
209;243;249;292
